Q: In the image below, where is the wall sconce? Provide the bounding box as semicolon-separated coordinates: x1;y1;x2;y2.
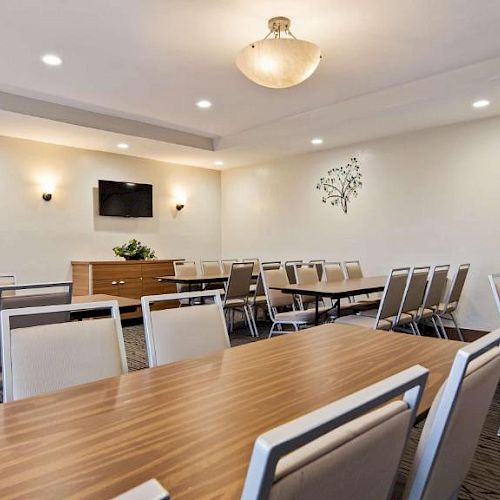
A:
176;203;185;211
40;177;56;202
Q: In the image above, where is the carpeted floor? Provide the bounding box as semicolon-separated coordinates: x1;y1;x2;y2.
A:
122;321;500;499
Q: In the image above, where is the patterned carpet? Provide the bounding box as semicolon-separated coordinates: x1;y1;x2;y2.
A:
122;321;500;500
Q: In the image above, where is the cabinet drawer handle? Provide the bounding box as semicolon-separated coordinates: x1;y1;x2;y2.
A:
119;280;125;284
157;278;162;282
111;281;118;285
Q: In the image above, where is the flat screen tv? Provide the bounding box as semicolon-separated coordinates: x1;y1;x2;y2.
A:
98;180;153;217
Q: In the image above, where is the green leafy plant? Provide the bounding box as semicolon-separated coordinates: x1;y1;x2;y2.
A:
113;239;156;260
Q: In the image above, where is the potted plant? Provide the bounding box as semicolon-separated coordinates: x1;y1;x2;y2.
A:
113;239;156;260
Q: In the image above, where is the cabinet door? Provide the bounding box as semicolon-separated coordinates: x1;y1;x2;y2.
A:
118;278;143;299
93;279;121;295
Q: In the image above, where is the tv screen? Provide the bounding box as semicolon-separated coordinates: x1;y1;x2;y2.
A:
98;180;153;217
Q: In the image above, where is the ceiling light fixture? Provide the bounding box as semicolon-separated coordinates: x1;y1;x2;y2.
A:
196;100;212;109
311;138;323;145
236;16;321;89
214;160;224;166
41;54;62;66
117;143;129;149
472;99;490;108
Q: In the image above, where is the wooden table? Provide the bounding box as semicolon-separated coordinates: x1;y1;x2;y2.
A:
157;273;258;292
0;324;464;499
72;294;141;317
271;275;387;325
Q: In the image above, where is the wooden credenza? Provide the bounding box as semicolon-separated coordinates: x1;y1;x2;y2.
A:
71;259;180;319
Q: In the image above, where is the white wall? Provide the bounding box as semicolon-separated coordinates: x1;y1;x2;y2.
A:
0;136;221;281
221;117;500;331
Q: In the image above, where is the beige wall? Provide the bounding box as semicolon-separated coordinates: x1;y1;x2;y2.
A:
221;117;500;331
0;136;221;282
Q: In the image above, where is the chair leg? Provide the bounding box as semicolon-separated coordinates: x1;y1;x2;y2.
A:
248;305;259;337
268;322;277;338
244;305;257;338
412;321;421;336
430;316;443;338
436;315;449;340
408;322;416;335
449;312;465;341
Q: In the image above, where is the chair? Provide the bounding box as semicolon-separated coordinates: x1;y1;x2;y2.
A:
489;273;500;314
223;262;257;337
173;261;201;303
260;265;316;337
293;265;330;318
404;329;500;500
309;260;326;280
241;365;429;500
0;274;16;297
262;261;282;269
243;258;260;275
343;260;380;310
284;260;303;284
393;266;430;335
201;260;225;294
336;268;410;330
0;281;73;329
434;264;470;341
201;260;222;276
1;301;128;402
414;265;450;338
323;262;354;317
221;259;239;274
141;291;230;366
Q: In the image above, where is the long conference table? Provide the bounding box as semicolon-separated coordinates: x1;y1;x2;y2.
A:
271;275;387;325
0;324;464;499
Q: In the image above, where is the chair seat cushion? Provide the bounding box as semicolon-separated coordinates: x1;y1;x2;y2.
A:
224;298;246;307
275;309;317;323
336;314;392;330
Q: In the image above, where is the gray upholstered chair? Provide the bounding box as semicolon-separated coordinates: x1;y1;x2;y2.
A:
284;260;303;284
434;264;470;341
223;262;257;336
0;281;73;329
414;265;450;338
393;266;430;335
260;265;315;337
0;274;16;297
308;260;326;280
293;265;330;318
323;262;354;317
404;329;500;500
221;259;239;274
343;260;380;310
1;300;128;402
336;268;410;330
141;290;230;367
241;365;429;500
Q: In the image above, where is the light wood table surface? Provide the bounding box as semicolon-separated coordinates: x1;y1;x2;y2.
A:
72;294;141;313
271;275;387;324
0;324;464;499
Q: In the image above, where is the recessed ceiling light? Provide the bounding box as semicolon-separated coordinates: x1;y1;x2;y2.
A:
41;54;62;66
472;99;490;108
311;138;323;145
117;143;129;149
196;100;212;109
214;160;224;166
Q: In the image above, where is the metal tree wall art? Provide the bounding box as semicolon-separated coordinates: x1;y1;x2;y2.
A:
316;157;363;213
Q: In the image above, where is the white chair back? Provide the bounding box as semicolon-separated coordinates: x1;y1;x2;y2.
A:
398;266;430;318
261;266;294;312
324;262;344;283
405;329;500;500
221;259;238;274
242;365;429;500
1;301;128;402
141;291;229;367
344;260;363;279
225;262;254;302
0;281;73;329
201;260;222;276
421;265;449;311
284;261;303;284
376;268;410;328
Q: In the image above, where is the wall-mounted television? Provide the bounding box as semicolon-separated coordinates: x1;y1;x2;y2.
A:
98;180;153;217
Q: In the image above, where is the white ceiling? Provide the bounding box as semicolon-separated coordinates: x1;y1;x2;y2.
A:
1;0;500;169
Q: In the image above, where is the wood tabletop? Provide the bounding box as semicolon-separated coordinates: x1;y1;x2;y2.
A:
0;324;464;499
72;294;141;310
272;275;387;297
157;273;258;284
